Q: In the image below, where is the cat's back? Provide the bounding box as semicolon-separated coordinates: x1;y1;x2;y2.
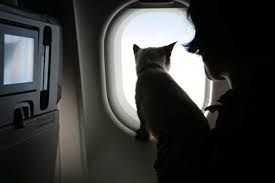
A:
135;67;208;134
136;68;188;103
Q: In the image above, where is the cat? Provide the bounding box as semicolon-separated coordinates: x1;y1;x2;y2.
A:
133;42;210;181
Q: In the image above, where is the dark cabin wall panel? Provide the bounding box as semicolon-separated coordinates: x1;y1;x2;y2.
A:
73;0;158;183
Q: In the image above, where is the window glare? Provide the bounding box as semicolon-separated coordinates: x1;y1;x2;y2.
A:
4;34;34;85
120;9;206;110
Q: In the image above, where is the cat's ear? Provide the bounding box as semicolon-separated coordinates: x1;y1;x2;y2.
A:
164;42;177;58
133;44;141;54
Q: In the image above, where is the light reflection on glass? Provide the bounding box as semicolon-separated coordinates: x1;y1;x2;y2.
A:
4;34;34;85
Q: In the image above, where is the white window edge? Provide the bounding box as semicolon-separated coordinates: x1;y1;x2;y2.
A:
100;0;213;135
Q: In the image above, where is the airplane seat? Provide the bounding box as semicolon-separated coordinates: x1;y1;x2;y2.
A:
0;112;59;183
0;1;61;182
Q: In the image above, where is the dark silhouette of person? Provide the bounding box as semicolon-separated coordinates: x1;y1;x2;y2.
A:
140;0;274;182
181;0;273;182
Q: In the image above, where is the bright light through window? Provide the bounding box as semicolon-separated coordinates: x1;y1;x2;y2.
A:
104;7;211;130
120;8;206;110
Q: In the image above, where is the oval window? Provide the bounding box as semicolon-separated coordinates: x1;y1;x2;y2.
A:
103;1;212;132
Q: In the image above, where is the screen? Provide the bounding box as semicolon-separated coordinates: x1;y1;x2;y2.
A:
4;34;34;85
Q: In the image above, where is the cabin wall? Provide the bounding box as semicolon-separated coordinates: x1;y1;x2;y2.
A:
73;0;158;183
57;1;86;182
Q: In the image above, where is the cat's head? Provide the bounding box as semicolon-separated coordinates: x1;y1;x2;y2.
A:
133;42;177;75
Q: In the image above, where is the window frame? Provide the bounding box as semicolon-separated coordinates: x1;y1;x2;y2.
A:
101;0;213;134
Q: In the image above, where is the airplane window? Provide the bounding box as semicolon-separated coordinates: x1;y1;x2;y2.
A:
103;6;212;131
